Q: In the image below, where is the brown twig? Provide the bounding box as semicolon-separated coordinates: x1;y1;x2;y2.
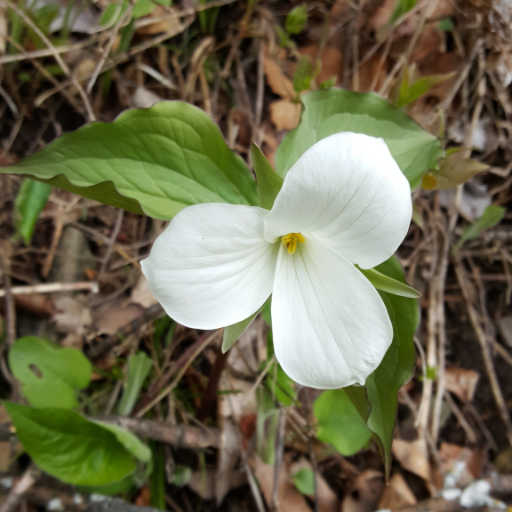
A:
0;464;39;512
0;281;99;298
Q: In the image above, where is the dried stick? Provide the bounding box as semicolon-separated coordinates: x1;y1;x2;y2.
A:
0;281;98;298
0;0;95;122
0;464;39;512
270;408;286;512
454;256;512;446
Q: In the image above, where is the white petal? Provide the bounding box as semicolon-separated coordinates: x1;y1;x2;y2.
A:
271;238;392;389
264;132;412;269
141;204;279;329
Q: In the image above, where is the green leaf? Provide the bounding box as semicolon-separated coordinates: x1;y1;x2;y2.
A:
9;336;92;409
172;466;192;487
286;4;308;34
438;18;454;31
293;55;314;93
222;298;270;353
397;71;455;108
150;442;166;510
2;102;258;220
389;0;417;24
118;352;153;416
314;389;371;456
275;89;444;190
358;267;421;298
4;403;137;486
319;76;337;89
345;256;418;477
293;468;315;495
100;1;130;26
78;474;135;496
453;205;505;254
95;421;151;462
251;144;283;210
14;179;52;245
133;0;172;19
266;330;296;406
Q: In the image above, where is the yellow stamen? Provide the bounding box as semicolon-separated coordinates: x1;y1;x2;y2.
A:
281;233;305;254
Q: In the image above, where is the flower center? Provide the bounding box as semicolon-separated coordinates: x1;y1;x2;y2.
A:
281;233;305;254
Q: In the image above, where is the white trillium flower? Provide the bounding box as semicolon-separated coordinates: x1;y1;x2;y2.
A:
142;132;412;389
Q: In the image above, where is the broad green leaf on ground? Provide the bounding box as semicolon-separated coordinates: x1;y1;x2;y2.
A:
358;267;421;298
313;389;371;456
8;337;91;409
4;403;137;486
251;144;283;210
453;205;505;254
14;179;52;244
2;102;258;220
275;89;444;190
118;352;153;416
345;256;418;477
293;468;315;495
95;421;151;462
286;4;307;34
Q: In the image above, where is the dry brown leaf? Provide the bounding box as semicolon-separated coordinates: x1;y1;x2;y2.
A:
252;455;312;512
130;274;158;309
392;438;430;481
342;470;385;512
188;467;246;500
300;46;343;86
263;46;295;98
218;374;257;423
289;458;339;512
136;6;184;35
92;299;144;336
270;100;301;131
439;443;486;487
131;87;162;109
444;367;480;402
378;473;417;510
53;295;92;335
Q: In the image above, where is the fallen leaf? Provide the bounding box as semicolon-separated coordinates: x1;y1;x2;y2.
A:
131;87;162;109
92;299;144;336
392;438;430;481
300;46;343;86
53;295;91;336
342;470;385;512
444;368;480;402
136;6;184;35
130;274;158;309
252;455;311;512
264;46;295;98
378;473;417;509
269;100;301;131
188;467;246;500
439;443;486;488
497;316;512;348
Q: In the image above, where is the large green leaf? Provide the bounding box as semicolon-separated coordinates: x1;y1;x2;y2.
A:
345;256;418;477
2;102;258;220
275;89;444;189
314;389;371;456
8;336;91;409
4;403;138;486
14;179;51;244
117;352;153;416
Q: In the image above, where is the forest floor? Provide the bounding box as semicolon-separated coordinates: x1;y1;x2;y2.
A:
1;0;512;511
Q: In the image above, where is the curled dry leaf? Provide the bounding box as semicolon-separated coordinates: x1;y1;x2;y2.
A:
263;45;296;98
136;6;184;35
342;470;385;512
378;473;417;510
392;438;431;482
269;100;301;131
444;367;480;402
188;467;246;500
130;274;159;309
